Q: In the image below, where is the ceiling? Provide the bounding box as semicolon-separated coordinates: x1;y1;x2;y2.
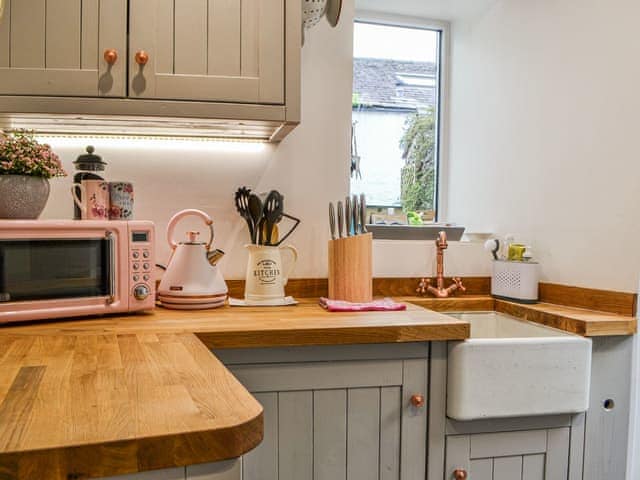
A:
355;0;497;21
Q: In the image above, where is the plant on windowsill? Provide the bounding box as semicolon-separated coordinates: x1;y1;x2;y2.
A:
0;130;66;219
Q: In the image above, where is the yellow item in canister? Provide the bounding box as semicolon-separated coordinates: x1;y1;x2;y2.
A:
508;243;526;261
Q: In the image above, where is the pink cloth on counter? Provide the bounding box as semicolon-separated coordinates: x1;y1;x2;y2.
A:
319;297;407;312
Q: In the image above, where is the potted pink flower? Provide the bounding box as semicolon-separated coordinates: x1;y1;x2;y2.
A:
0;130;66;219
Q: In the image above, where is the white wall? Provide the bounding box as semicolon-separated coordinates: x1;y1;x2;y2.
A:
444;0;640;292
39;0;489;282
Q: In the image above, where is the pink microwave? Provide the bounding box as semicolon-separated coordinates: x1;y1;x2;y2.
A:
0;220;155;324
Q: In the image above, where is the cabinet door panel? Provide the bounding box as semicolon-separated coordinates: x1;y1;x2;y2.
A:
380;387;401;480
242;392;278;480
130;0;284;104
493;456;522;480
0;0;126;96
46;0;81;69
233;358;428;480
347;388;381;479
522;454;545;480
0;0;10;66
400;358;428;480
469;458;493;480
207;0;241;76
278;391;313;480
186;460;241;480
446;428;570;480
11;0;46;68
314;389;347;480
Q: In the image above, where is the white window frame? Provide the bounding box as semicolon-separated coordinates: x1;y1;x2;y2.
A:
353;10;451;221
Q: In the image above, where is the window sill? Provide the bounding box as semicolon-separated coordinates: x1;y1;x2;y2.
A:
367;224;465;241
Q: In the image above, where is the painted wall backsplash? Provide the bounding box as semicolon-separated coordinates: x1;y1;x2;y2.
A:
444;0;640;292
37;0;491;282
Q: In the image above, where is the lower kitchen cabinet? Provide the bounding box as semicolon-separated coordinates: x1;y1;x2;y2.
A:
98;460;240;480
445;428;570;480
219;343;430;480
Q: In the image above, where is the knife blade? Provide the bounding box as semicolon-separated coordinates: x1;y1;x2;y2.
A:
337;201;344;238
352;194;359;235
345;196;352;237
360;193;368;233
329;203;336;240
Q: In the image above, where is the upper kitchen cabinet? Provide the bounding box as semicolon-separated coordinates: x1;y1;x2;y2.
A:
129;0;284;104
0;0;127;97
0;0;301;141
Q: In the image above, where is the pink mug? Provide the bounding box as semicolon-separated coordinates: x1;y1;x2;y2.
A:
71;179;109;220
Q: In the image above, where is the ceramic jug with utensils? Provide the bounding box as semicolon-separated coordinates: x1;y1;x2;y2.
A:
244;244;298;302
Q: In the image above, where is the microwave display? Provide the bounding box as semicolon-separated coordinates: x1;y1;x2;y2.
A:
0;239;111;303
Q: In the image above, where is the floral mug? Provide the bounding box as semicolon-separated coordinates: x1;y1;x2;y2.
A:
108;181;134;220
71;180;109;220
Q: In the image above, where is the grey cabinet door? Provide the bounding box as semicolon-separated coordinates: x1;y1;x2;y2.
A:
229;358;428;480
0;0;127;97
128;0;285;104
445;428;570;480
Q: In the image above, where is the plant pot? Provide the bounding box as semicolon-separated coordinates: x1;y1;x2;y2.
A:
0;175;50;219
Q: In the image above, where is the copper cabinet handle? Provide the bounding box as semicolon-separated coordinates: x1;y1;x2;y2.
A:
410;394;425;408
453;469;468;480
135;50;149;66
103;49;118;65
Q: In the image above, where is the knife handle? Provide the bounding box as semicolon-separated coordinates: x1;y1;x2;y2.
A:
352;194;359;235
360;194;368;233
337;201;344;238
329;203;336;240
345;196;352;237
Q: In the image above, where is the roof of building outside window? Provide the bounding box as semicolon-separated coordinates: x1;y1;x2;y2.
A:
353;58;436;111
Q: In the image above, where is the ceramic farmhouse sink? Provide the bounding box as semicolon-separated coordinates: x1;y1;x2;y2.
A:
446;312;592;421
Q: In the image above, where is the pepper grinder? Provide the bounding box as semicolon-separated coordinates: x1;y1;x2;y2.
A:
72;146;107;220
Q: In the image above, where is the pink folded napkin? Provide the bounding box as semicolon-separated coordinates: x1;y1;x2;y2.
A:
319;297;407;312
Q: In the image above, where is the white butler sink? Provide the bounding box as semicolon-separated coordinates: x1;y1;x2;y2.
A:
447;312;592;421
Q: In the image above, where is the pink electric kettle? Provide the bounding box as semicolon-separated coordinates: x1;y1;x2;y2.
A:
157;209;228;309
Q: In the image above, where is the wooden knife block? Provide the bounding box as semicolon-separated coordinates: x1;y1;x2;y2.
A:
328;233;373;303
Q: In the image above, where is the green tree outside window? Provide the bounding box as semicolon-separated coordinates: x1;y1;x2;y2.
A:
400;108;436;214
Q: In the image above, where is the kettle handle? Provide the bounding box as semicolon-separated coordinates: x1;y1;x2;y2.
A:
167;209;214;250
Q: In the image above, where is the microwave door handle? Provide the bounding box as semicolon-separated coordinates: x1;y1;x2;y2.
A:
106;231;116;304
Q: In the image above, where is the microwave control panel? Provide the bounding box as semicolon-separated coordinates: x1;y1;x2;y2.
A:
129;226;155;310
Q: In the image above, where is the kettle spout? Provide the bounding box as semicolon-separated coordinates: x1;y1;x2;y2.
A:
207;249;225;266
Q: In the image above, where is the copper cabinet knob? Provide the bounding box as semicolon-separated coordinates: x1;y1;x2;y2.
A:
135;50;149;66
410;394;425;408
453;469;468;480
103;49;118;65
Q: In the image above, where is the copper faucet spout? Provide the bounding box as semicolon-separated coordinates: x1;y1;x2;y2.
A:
417;231;465;298
436;230;448;250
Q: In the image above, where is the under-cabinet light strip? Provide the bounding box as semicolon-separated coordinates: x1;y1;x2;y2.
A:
32;133;268;144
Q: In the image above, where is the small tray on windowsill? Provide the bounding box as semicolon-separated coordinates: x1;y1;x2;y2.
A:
367;224;466;241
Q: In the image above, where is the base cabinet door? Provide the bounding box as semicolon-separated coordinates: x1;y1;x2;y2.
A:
445;428;570;480
228;358;428;480
0;0;127;97
97;460;241;480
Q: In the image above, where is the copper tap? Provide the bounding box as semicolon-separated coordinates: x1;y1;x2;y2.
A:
417;231;466;298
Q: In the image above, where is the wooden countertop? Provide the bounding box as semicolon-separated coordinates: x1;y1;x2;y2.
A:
494;300;637;337
405;296;637;337
0;333;263;480
0;300;471;348
0;294;631;479
0;301;468;479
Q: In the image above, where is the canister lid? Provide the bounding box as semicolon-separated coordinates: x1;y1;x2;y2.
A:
73;146;107;171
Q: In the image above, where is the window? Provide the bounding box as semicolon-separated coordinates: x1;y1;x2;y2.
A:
351;20;444;223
